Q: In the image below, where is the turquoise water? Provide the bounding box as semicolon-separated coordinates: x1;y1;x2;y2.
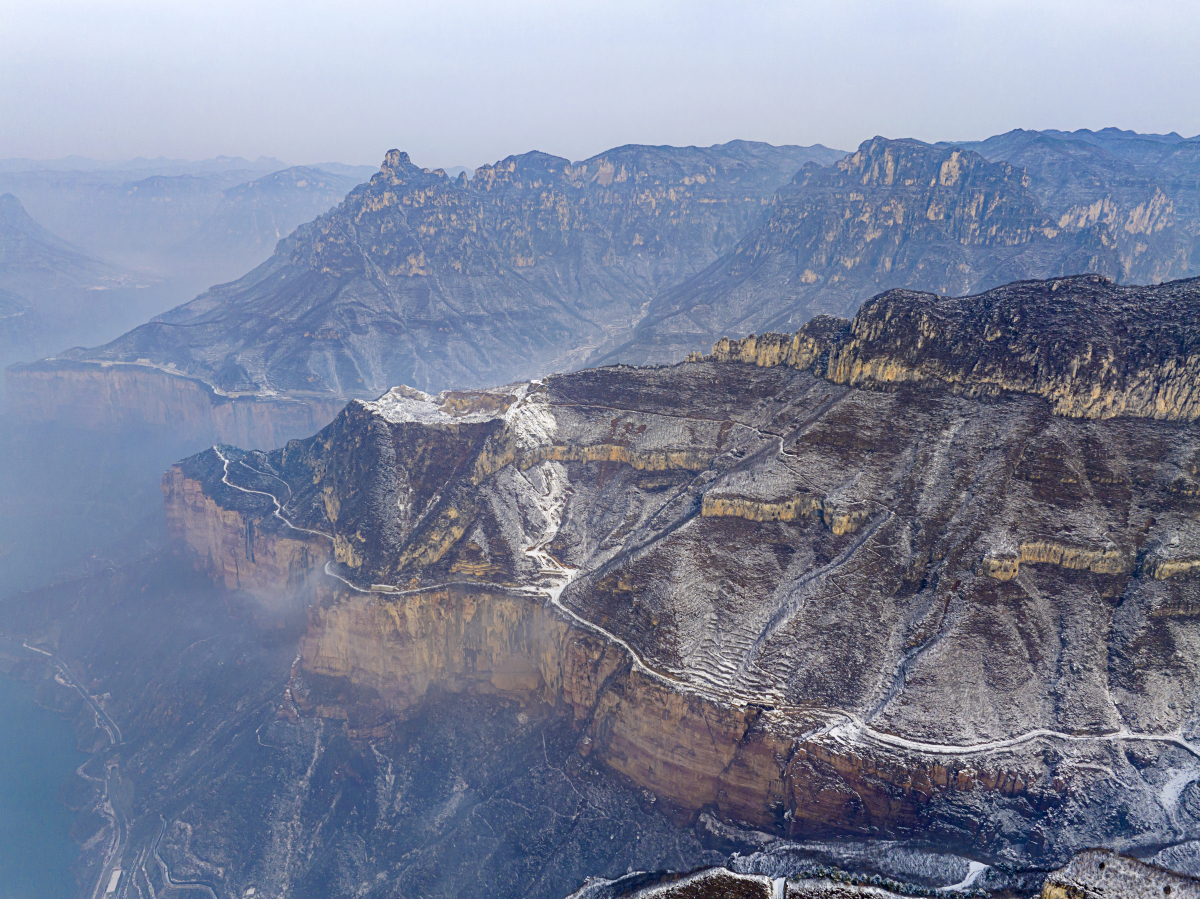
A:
0;676;86;899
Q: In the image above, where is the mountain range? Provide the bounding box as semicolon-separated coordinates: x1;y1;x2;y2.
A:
0;159;377;384
46;141;840;398
0;193;147;374
10;128;1200;446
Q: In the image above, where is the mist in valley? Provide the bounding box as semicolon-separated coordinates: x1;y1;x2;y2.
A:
3;3;1200;899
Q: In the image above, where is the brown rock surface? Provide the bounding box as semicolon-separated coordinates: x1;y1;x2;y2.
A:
163;278;1200;863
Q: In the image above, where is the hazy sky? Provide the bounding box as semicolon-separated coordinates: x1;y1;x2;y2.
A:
2;0;1198;169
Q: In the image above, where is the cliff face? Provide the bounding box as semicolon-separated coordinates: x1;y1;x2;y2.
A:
164;277;1200;865
614;138;1123;363
19;131;1200;445
954;128;1200;285
7;361;347;448
704;275;1200;422
60;141;835;399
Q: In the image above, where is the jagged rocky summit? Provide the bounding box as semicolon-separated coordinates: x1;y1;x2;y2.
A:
948;127;1200;285
163;274;1200;881
4;140;836;444
609;138;1123;364
59;141;836;396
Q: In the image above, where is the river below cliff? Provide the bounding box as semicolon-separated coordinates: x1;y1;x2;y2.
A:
0;675;87;899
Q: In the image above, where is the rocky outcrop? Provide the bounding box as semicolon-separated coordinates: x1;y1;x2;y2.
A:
164;297;1200;866
952;128;1200;285
982;540;1129;580
7;360;347;448
611;137;1124;364
162;461;329;600
8;141;837;441
704;275;1200;422
173;505;1047;842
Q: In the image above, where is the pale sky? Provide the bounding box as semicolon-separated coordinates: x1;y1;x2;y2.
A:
2;0;1198;169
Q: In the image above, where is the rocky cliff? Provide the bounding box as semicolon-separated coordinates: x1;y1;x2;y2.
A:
611;138;1124;363
162;275;1200;869
5;141;834;441
59;141;837;397
18;130;1200;444
702;275;1200;421
7;359;347;447
951;128;1200;285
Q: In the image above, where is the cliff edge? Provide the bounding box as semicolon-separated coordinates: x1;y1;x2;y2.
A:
703;274;1200;421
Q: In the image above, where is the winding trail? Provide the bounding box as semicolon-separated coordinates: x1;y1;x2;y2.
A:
0;635;129;899
16;640;122;744
150;818;219;899
216;435;1200;768
835;717;1200;761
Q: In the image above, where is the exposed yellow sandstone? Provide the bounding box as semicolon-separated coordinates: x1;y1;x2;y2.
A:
1145;557;1200;580
701;494;822;523
707;318;1200;423
984;540;1128;580
161;467;330;602
701;493;871;536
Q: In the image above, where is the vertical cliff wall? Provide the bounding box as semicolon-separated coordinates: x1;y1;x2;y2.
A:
9;362;347;449
156;307;1200;866
161;457;1067;851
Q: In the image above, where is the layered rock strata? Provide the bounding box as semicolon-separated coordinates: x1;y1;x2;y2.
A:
165;281;1200;867
702;275;1200;422
7;141;834;438
50;141;835;397
951;128;1200;286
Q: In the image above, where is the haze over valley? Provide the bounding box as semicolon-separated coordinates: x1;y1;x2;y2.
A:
4;2;1200;898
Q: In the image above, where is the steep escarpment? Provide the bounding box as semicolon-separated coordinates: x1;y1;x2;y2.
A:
703;275;1200;421
165;284;1200;866
7;359;347;447
5;141;834;439
613;138;1123;362
952;128;1200;285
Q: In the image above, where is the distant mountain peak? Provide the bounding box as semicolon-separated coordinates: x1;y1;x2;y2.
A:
0;192;134;296
381;149;413;171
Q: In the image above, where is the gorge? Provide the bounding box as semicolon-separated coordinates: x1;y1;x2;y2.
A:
5;133;1200;898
